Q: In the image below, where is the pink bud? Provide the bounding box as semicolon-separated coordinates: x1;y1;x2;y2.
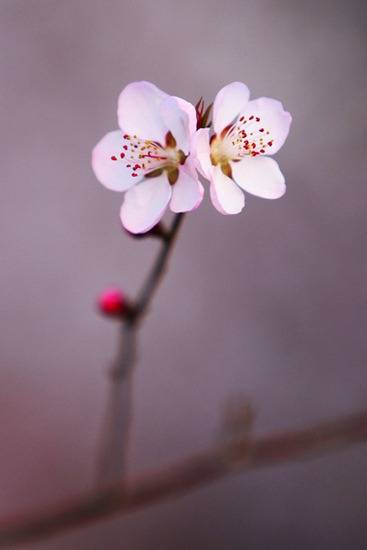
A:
98;289;128;317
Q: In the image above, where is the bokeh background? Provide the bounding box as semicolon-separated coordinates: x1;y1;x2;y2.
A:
1;0;367;548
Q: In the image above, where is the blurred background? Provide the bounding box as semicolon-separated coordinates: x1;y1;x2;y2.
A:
1;0;367;548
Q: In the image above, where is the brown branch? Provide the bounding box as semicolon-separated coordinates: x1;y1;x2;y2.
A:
133;213;185;324
1;409;367;546
96;322;136;486
97;214;185;486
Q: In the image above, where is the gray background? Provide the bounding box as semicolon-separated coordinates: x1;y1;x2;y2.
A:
1;0;367;548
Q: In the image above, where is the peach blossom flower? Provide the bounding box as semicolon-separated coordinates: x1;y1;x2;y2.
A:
92;82;203;233
194;82;292;215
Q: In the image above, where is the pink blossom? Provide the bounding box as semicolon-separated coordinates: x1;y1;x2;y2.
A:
193;82;292;215
92;82;203;234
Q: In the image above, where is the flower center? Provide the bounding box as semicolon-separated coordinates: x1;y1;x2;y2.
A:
110;131;186;184
210;114;274;176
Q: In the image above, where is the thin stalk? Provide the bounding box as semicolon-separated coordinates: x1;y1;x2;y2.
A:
97;214;185;486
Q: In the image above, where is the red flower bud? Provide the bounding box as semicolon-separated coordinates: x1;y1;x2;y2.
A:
98;289;130;317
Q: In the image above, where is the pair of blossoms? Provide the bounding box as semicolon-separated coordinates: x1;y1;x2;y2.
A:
92;81;292;234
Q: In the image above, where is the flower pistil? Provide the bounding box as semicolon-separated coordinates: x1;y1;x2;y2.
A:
110;130;186;185
210;114;274;179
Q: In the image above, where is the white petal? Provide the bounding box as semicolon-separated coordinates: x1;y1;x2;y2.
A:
173;96;197;136
231;156;286;199
117;81;168;143
240;97;292;154
160;96;190;154
170;164;204;213
213;82;250;134
92;130;142;191
210;166;245;215
192;128;212;178
120;174;172;234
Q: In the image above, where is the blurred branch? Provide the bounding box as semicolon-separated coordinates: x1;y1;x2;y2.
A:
96;322;136;486
97;214;185;486
1;409;367;546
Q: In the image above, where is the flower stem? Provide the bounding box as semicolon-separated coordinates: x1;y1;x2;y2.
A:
133;213;185;324
97;213;185;487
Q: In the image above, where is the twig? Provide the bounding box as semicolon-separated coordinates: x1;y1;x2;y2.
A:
133;213;185;324
97;214;185;486
1;409;367;546
96;322;136;486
